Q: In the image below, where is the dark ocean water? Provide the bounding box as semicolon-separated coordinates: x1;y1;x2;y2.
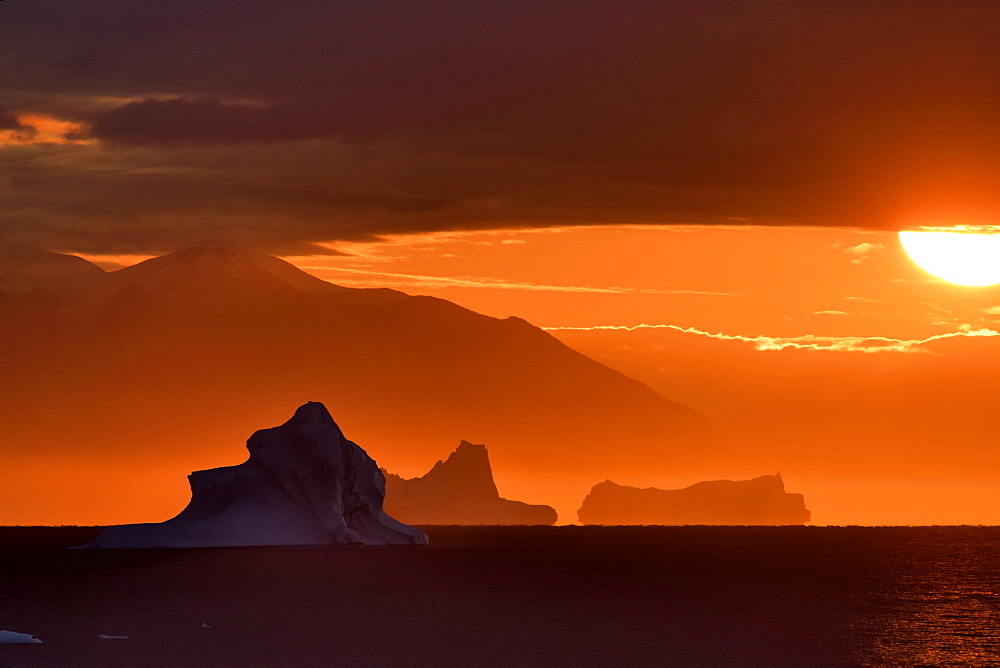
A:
1;526;1000;666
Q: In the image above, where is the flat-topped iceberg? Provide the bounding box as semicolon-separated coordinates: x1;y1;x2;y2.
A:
578;473;810;525
82;402;427;548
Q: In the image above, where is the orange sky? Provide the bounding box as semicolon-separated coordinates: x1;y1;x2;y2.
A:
277;226;1000;525
282;225;1000;340
2;225;1000;526
3;2;1000;527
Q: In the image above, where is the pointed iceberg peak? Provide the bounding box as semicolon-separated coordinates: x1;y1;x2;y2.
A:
450;440;491;464
423;440;497;495
284;401;338;427
457;440;486;450
382;441;558;525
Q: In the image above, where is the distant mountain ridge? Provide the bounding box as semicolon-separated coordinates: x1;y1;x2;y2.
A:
106;241;347;295
0;242;104;296
383;441;557;525
0;241;711;525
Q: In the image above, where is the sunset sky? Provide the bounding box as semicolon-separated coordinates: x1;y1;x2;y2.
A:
2;1;1000;525
295;226;1000;525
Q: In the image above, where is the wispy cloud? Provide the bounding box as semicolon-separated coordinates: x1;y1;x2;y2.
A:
317;225;693;262
910;225;1000;234
542;323;1000;353
297;266;731;295
813;310;849;316
838;241;885;265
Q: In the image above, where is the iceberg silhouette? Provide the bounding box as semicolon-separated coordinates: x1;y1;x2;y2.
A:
383;441;557;525
82;402;428;547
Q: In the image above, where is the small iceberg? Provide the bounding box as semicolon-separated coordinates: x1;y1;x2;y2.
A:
0;630;43;644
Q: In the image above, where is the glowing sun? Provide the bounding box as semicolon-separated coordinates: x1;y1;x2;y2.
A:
899;230;1000;287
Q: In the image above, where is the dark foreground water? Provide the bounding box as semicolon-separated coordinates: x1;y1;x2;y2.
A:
2;526;1000;666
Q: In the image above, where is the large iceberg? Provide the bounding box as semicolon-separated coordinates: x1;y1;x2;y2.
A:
82;402;427;547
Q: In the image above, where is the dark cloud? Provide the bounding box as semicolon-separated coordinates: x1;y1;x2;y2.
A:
1;1;998;253
90;98;317;146
0;110;24;131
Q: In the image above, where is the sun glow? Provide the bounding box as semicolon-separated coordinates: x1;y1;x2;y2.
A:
899;230;1000;287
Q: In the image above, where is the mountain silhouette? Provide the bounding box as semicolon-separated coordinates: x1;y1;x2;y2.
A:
83;401;427;547
383;441;557;525
0;241;710;523
577;474;810;525
0;242;104;297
